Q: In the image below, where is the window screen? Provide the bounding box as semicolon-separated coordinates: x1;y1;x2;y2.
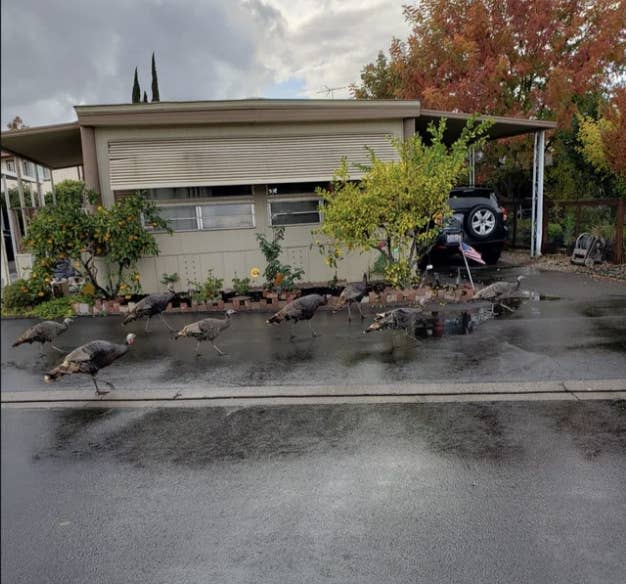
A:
200;203;254;230
269;200;321;226
156;206;197;231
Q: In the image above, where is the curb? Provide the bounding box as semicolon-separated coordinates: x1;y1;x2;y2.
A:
3;379;625;407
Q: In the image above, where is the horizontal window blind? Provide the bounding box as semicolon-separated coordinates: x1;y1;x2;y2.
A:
108;134;397;190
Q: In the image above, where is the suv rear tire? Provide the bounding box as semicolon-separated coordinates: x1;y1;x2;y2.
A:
465;204;498;239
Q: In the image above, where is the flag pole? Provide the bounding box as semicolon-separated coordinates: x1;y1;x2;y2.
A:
460;242;475;290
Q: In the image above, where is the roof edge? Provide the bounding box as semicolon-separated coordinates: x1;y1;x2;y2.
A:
420;108;557;128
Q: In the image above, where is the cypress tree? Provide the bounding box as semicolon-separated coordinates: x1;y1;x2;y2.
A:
132;67;141;103
143;91;148;103
151;52;160;102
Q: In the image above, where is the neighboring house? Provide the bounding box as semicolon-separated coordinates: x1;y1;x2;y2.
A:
0;99;555;292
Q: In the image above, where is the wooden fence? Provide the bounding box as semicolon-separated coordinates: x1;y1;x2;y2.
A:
542;198;625;264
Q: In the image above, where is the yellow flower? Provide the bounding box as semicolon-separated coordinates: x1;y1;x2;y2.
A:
37;292;44;297
249;267;261;278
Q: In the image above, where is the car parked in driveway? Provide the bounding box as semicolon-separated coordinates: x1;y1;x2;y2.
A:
431;186;509;265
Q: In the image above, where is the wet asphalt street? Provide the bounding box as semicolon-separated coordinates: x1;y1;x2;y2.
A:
2;269;626;392
2;400;625;584
2;268;626;583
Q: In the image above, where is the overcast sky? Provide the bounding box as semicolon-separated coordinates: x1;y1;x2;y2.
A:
1;0;410;128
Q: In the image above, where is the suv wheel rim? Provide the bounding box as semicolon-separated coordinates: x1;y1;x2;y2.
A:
471;209;496;236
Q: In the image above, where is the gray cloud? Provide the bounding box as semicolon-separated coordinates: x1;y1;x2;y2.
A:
1;0;407;128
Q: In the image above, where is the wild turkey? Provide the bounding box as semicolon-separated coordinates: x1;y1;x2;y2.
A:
173;309;236;356
473;275;524;300
44;333;136;395
365;307;427;339
267;293;328;338
12;318;73;353
122;283;176;332
333;273;369;321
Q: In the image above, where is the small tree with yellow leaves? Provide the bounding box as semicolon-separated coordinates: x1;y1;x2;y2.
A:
316;119;490;287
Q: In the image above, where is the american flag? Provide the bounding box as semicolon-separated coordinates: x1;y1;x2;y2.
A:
461;242;485;265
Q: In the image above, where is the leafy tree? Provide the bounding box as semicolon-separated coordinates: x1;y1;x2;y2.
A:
352;52;397;100
352;0;626;204
143;91;148;103
577;88;626;196
316;119;490;287
151;52;160;102
6;116;26;130
24;180;171;298
354;0;626;126
132;67;141;103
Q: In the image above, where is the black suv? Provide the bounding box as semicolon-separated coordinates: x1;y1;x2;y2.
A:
432;186;508;265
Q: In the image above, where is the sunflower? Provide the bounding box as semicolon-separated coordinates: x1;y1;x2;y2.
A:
249;267;261;278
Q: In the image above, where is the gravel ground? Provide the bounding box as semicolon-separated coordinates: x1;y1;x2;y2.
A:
503;250;626;282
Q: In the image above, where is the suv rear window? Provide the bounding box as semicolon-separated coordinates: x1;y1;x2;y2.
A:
450;187;495;198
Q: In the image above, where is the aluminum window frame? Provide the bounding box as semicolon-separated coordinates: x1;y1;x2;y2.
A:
266;195;323;227
145;200;256;233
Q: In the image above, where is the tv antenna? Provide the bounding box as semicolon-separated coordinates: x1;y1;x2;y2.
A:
316;85;348;99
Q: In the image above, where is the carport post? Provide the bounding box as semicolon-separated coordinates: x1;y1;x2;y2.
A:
468;146;476;187
531;130;545;257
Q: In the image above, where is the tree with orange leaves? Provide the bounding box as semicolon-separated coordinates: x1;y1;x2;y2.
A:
354;0;626;128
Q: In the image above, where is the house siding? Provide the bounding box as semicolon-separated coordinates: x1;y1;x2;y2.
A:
94;120;403;292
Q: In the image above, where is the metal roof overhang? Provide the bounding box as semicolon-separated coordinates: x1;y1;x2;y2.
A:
417;109;557;144
0;101;557;169
0;122;82;169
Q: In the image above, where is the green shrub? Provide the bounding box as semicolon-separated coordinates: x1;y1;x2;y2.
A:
547;223;564;247
30;295;93;320
189;270;223;303
256;227;304;291
160;272;179;286
1;279;35;311
371;253;389;276
232;275;251;296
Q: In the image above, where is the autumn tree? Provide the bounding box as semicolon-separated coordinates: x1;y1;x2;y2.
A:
353;0;626;203
577;88;626;195
354;0;626;126
316;119;490;287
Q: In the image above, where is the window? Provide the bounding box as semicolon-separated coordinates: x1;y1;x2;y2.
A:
156;206;198;231
22;161;34;177
145;184;253;201
5;159;16;173
147;203;255;232
199;203;254;230
269;199;321;226
42;167;51;179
